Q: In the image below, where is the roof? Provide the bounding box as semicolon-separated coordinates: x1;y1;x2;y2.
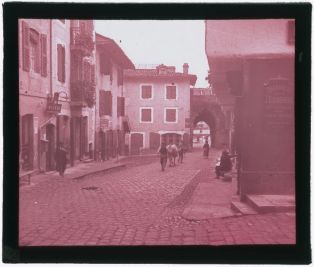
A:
96;33;135;69
205;19;295;59
124;68;197;86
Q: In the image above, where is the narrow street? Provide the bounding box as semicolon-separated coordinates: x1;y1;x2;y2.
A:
19;149;295;246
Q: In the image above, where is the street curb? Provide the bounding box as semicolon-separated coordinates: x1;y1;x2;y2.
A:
72;164;127;180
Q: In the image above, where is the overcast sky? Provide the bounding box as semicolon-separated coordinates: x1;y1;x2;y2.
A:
95;20;209;88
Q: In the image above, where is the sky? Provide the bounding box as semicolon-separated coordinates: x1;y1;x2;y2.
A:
95;20;209;88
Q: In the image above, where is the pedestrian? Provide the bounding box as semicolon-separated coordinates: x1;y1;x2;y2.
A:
55;142;67;177
177;141;184;163
215;147;236;179
203;140;209;158
171;142;178;166
167;141;174;167
157;142;168;171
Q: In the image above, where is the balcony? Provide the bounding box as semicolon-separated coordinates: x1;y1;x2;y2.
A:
71;27;94;56
70;80;96;108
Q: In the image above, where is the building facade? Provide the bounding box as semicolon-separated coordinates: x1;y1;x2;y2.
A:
69;20;96;165
124;64;197;154
95;33;135;160
19;19;96;176
205;19;295;197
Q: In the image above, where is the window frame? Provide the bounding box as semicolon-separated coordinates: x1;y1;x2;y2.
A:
140;84;154;100
140;107;153;123
29;28;40;74
164;107;178;124
165;84;178;100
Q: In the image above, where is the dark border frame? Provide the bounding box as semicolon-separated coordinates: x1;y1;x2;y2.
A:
3;2;312;264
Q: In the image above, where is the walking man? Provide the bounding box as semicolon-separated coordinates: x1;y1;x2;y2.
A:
55;142;67;177
177;141;184;163
157;142;168;171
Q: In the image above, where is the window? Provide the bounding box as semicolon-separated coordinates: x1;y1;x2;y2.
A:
29;29;40;73
99;91;112;116
166;85;177;100
117;68;123;86
141;85;153;99
100;54;112;76
21;22;47;76
165;108;177;123
140;108;153;123
57;44;65;83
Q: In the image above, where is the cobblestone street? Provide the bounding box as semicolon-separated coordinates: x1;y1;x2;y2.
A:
19;149;295;246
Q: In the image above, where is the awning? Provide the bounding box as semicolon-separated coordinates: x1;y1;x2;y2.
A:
158;130;185;136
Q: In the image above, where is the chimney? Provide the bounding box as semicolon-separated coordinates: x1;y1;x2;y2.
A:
183;63;189;74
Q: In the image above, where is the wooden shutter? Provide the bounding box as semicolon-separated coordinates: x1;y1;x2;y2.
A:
100;55;111;75
99;90;105;116
166;109;176;122
117;68;123;86
141;109;151;122
57;44;62;81
117;97;125;117
40;34;47;77
62;46;66;82
104;91;112;116
22;21;30;71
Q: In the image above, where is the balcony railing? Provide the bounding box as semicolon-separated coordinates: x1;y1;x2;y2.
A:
71;80;95;108
71;27;94;55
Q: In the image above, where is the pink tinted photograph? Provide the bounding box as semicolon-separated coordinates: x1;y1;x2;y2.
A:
19;19;295;246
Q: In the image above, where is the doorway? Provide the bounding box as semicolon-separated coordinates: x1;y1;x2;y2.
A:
46;123;56;171
130;133;144;155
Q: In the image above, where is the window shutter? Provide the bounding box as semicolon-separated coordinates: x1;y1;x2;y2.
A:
99;90;105;116
57;44;62;81
100;55;111;75
40;34;47;77
103;91;112;116
22;21;30;71
117;97;125;117
62;46;66;82
166;109;176;122
120;97;125;116
167;86;176;99
117;68;123;86
141;109;151;122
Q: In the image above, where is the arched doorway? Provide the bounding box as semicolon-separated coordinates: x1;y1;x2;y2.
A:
192;121;211;148
46;123;56;171
192;105;227;148
193;108;217;147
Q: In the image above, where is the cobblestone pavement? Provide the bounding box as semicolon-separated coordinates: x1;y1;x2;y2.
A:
19;149;295;246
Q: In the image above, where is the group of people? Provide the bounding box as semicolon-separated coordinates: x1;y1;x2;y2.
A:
157;141;184;171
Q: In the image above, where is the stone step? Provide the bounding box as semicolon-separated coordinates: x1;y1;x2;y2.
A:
231;199;258;215
245;194;295;213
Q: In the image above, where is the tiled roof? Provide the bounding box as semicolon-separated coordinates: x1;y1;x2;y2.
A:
96;33;135;69
124;69;197;86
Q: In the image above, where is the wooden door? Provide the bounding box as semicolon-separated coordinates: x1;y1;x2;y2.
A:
130;133;143;155
46;123;55;171
149;132;160;150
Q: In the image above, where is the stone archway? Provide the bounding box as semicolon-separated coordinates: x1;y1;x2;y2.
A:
192;104;227;148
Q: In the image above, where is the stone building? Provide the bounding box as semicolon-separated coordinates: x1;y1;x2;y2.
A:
205;19;295;196
19;19;96;176
123;64;197;154
95;33;135;159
